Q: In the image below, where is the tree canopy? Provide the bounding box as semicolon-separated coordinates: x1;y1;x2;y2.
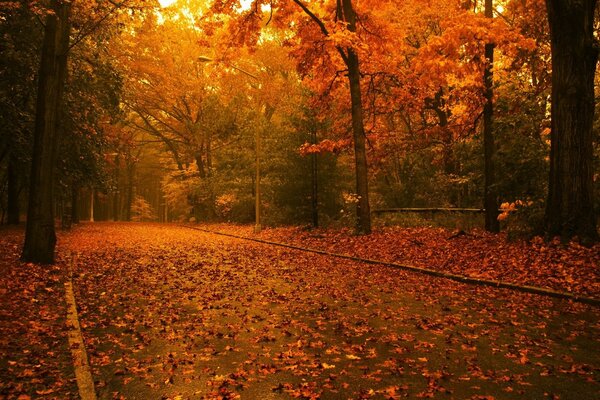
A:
0;0;598;253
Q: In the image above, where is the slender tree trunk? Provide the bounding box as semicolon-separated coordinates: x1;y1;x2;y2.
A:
254;125;261;232
347;53;371;234
22;0;71;263
341;0;371;234
71;185;79;224
545;0;599;243
89;188;94;222
126;163;134;221
112;193;119;221
293;0;371;233
195;152;206;179
427;89;458;205
113;155;120;221
311;128;319;228
483;0;499;232
7;153;20;225
206;130;212;177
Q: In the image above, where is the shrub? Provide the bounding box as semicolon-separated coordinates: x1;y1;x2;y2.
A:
131;196;156;222
498;199;545;240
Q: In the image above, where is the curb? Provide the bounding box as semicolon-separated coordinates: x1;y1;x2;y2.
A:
65;252;97;400
182;225;600;307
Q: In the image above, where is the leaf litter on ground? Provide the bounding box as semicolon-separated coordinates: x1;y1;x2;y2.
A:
206;223;599;298
1;222;599;400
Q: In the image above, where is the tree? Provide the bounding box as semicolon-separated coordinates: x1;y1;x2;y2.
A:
544;0;599;243
19;0;149;260
203;0;374;233
0;2;41;226
483;0;499;232
22;0;71;263
290;0;371;233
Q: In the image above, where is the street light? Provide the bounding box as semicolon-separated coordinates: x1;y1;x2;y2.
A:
198;56;263;233
90;187;94;222
198;56;260;80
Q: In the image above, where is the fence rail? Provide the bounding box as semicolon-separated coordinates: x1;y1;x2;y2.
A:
372;208;487;214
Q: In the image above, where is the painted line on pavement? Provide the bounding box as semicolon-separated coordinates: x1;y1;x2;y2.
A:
65;253;97;400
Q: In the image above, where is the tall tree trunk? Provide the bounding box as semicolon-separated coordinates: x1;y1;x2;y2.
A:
89;188;94;222
293;0;371;234
7;153;20;225
340;0;371;234
483;0;499;232
206;130;212;177
311;128;319;228
113;155;120;221
254;123;262;232
545;0;599;243
125;163;134;221
195;152;206;179
426;89;458;205
22;0;71;263
71;185;79;224
293;0;371;233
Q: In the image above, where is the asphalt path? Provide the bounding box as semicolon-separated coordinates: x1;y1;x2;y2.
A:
61;223;600;399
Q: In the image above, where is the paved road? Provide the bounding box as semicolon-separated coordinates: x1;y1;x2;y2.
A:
62;223;600;399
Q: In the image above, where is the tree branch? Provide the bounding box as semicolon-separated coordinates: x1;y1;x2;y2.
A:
292;0;329;36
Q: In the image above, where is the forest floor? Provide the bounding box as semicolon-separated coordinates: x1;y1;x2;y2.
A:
1;222;599;400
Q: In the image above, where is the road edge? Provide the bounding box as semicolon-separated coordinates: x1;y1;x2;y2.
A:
65;252;97;400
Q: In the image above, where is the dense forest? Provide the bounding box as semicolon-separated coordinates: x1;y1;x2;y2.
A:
1;0;599;263
2;2;600;399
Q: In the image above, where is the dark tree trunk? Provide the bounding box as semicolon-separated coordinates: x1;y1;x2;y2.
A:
293;0;371;233
113;155;120;221
22;0;71;263
311;128;319;228
426;89;459;205
545;0;599;243
112;193;120;221
483;0;499;233
71;185;79;224
125;164;134;221
7;154;20;225
340;0;371;234
195;152;206;179
206;130;212;177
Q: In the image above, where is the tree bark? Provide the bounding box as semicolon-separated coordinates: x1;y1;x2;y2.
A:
255;126;261;232
113;154;120;221
89;188;94;222
71;185;79;224
293;0;371;234
22;0;71;263
125;162;134;221
545;0;599;243
195;152;206;179
311;128;319;228
483;0;499;233
340;0;371;234
7;153;20;225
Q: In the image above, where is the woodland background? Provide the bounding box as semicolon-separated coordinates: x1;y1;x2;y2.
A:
0;0;598;242
1;2;600;398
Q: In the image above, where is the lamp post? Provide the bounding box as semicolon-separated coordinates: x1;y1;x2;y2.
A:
198;56;263;233
89;188;94;222
197;56;259;80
